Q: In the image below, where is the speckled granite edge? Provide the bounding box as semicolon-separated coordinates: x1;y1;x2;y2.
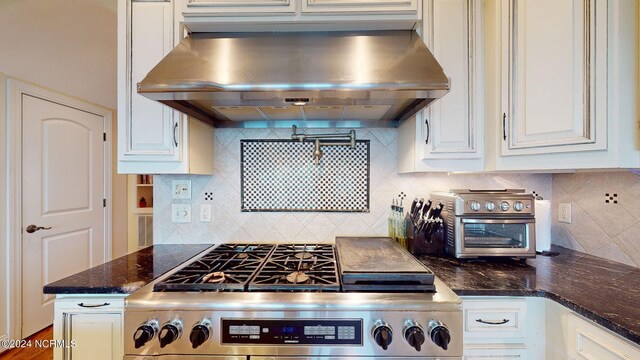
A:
43;244;213;294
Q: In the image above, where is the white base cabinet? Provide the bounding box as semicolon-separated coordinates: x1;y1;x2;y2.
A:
53;295;125;360
461;297;545;359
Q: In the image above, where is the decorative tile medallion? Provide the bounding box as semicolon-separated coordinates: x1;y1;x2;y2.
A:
241;140;370;212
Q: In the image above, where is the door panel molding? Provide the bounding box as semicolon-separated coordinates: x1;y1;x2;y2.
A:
4;78;112;340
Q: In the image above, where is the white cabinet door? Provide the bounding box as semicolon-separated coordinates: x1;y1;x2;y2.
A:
121;1;181;163
463;347;526;359
302;0;418;14
501;0;607;155
422;0;482;160
54;296;124;360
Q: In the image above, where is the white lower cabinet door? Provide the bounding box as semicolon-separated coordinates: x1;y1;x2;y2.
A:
64;313;122;360
54;296;124;360
567;313;640;360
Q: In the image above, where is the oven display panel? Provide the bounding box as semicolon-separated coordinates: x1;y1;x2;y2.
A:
221;319;362;345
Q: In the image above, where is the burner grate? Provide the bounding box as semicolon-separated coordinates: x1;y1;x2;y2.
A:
154;244;275;292
248;244;341;292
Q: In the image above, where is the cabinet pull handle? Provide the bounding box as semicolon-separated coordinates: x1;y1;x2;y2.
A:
476;318;510;325
425;117;430;145
78;302;110;308
173;122;178;147
502;113;507;141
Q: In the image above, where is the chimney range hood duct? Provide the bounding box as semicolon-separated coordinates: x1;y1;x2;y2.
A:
138;30;449;128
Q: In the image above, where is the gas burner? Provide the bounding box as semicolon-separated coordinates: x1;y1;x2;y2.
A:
203;271;226;283
285;271;309;284
248;243;340;292
154;244;275;292
294;252;313;260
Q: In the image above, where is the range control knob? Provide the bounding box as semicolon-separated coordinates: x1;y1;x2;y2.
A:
159;319;183;348
372;320;393;350
470;201;481;211
428;320;451;351
190;320;212;349
485;201;496;211
513;201;524;212
403;320;425;352
133;320;159;349
500;201;510;212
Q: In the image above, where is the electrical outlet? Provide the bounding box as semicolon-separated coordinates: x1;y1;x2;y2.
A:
200;204;212;222
172;204;191;223
558;203;572;224
172;180;192;200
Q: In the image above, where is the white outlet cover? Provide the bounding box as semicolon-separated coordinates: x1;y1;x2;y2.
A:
172;204;191;223
200;204;212;222
172;180;192;200
558;203;572;224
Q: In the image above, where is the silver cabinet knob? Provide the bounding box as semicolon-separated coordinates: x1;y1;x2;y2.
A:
25;224;52;233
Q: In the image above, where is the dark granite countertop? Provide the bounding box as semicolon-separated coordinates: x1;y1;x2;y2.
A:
417;245;640;345
43;244;212;294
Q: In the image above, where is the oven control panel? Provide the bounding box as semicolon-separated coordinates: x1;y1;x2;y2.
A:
221;319;363;345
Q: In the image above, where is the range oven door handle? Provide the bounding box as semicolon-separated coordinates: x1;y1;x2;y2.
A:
475;318;510;325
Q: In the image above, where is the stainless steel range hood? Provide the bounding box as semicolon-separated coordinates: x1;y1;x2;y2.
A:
138;30;449;128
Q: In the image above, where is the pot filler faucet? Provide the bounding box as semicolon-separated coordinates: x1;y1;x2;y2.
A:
291;125;356;165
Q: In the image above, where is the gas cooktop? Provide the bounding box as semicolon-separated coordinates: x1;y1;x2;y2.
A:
154;243;341;292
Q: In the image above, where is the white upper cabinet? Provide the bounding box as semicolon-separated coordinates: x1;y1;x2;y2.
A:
117;0;214;174
501;0;607;156
486;0;639;170
302;0;418;14
398;0;484;173
127;1;180;161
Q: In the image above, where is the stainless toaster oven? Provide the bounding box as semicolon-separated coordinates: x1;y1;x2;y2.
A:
430;189;536;259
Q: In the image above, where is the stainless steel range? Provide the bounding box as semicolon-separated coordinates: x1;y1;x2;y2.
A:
124;238;462;359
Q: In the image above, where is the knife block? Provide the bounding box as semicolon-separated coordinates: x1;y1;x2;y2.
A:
407;220;446;256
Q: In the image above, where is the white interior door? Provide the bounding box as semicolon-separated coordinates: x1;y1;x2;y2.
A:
21;94;106;337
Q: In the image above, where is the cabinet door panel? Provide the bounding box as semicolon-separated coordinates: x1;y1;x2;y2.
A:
302;0;418;14
64;312;123;360
502;0;607;154
423;0;481;159
127;1;180;161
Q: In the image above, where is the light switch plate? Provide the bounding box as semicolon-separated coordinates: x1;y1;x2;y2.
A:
172;204;191;223
199;204;212;222
172;180;192;200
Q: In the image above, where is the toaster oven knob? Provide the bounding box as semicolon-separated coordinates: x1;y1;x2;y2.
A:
500;201;510;212
513;201;524;212
403;322;425;352
470;201;481;211
134;320;159;349
159;320;183;348
485;201;496;211
189;321;211;349
372;321;393;350
428;320;451;351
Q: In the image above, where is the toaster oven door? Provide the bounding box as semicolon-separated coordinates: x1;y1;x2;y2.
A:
457;218;535;257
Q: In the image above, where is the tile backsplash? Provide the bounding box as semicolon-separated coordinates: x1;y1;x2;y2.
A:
154;128;552;245
551;171;640;268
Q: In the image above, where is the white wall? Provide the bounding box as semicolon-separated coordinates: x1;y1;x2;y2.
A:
0;0;117;109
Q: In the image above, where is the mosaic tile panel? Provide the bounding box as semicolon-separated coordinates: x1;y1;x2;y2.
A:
241;140;370;212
